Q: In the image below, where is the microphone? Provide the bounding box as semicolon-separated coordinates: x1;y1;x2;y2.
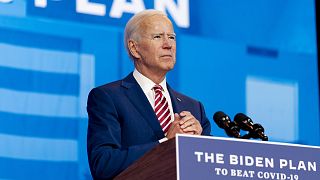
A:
226;121;241;138
213;111;240;138
213;111;231;129
234;113;254;131
234;113;268;141
251;123;268;141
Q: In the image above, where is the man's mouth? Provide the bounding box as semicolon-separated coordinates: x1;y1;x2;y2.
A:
160;55;172;57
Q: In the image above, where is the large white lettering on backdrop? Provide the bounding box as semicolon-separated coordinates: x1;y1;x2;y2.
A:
0;0;13;3
109;0;145;18
155;0;189;28
33;0;190;28
76;0;106;16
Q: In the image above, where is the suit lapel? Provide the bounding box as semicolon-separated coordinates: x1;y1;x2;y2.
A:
121;73;165;139
167;84;185;114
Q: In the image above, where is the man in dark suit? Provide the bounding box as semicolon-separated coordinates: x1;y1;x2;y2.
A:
87;9;211;179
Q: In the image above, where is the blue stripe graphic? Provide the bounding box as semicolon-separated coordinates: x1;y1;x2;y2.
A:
0;157;79;180
0;43;79;74
0;66;79;95
0;88;79;118
0;16;94;179
0;111;79;139
0;27;80;52
0;133;78;161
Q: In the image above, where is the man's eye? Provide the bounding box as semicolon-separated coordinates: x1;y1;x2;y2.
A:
169;36;176;40
153;35;161;39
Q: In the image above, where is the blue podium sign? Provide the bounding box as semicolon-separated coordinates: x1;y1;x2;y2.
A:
176;134;320;180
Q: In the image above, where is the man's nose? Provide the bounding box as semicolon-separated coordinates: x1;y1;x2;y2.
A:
162;37;173;49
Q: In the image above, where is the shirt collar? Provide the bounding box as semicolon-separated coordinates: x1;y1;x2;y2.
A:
133;69;167;92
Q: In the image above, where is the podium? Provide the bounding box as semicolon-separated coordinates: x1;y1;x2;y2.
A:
115;137;177;180
115;134;320;180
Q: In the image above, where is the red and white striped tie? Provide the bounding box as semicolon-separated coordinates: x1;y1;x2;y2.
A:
153;85;172;133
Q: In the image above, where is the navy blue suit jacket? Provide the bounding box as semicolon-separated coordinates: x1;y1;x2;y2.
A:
87;73;211;179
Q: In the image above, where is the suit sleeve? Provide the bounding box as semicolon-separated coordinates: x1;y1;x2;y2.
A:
87;88;158;179
199;101;212;136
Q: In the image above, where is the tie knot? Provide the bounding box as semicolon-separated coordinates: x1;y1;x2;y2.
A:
153;85;163;92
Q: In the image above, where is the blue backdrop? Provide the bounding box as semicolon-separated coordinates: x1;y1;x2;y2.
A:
0;0;318;179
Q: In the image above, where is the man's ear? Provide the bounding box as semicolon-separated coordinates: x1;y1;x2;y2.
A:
128;40;141;59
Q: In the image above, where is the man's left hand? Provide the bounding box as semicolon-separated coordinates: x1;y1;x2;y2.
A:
178;111;202;135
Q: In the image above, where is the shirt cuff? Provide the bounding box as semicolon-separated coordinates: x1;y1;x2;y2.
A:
158;137;168;143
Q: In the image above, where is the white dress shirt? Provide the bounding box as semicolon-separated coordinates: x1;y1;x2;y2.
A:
133;69;174;143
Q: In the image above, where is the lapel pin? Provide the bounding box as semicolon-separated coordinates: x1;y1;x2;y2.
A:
177;97;182;102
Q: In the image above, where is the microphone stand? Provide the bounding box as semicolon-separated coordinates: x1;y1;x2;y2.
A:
240;133;252;139
239;132;268;141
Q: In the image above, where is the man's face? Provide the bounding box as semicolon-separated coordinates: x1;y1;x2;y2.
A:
134;15;176;75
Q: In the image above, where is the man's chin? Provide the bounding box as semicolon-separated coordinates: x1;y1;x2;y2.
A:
164;65;175;72
158;60;176;72
165;62;175;70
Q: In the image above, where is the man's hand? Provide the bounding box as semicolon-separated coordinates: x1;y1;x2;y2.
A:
166;112;202;139
179;111;203;135
166;113;185;139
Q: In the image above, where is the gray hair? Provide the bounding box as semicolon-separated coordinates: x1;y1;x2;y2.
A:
124;9;167;60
